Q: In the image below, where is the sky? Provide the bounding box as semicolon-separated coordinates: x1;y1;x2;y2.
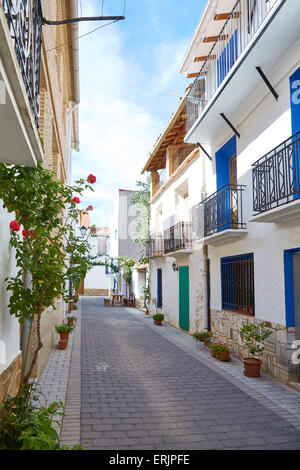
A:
73;0;206;227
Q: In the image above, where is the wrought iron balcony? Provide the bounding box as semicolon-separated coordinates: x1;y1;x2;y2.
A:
146;234;164;258
2;0;43;128
186;0;275;134
164;222;192;254
252;131;300;214
202;185;246;237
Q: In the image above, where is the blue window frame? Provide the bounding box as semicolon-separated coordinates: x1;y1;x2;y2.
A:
157;269;162;309
221;253;254;314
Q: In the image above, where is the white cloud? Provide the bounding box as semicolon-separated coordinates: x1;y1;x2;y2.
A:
73;3;190;226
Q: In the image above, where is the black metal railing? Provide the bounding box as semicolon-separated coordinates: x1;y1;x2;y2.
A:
202;185;246;237
146;234;164;258
252;131;300;214
186;0;275;134
2;0;43;127
164;222;192;254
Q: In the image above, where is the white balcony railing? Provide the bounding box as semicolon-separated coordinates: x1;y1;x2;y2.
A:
186;0;277;134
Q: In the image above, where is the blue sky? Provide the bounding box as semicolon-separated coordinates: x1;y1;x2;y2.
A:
73;0;206;226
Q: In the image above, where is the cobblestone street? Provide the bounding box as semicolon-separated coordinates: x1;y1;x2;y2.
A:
66;297;300;450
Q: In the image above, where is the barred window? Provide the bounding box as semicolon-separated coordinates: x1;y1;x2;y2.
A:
221;253;254;314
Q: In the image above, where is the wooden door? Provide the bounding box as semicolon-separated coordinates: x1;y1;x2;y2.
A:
179;266;189;331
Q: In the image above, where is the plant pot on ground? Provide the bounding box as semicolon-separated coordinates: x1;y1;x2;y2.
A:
55;324;73;341
193;331;212;346
240;322;272;378
153;313;164;326
58;339;68;350
209;342;231;361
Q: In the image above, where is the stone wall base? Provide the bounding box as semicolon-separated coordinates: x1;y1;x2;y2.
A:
210;309;298;385
84;289;109;296
0;353;22;407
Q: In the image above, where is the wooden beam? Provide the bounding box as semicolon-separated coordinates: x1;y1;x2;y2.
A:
214;12;240;20
203;34;228;42
194;55;216;62
186;72;199;78
214;13;230;20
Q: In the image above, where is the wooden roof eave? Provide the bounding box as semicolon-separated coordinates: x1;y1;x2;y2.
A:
141;97;187;174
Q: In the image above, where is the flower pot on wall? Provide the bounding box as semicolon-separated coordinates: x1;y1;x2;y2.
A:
243;358;262;377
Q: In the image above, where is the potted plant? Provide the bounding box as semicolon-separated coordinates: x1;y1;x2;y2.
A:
67;316;77;326
240;322;272;377
209;342;219;358
209;342;231;361
153;313;164;326
193;331;212;345
55;324;73;341
58;339;68;350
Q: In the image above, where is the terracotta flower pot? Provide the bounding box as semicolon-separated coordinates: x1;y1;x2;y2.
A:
67;319;74;326
154;320;162;326
243;358;262;378
58;340;67;350
59;332;69;341
219;350;231;362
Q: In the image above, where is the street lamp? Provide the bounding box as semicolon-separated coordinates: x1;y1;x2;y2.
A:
80;226;87;238
172;262;178;272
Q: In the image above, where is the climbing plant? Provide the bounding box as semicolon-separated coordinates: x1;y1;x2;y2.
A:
0;163;96;383
130;177;151;262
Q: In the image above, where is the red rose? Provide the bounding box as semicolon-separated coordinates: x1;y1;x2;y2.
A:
22;229;34;239
87;205;93;211
10;220;20;232
72;197;80;204
87;174;96;184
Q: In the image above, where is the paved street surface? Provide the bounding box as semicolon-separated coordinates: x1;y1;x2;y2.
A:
80;297;300;450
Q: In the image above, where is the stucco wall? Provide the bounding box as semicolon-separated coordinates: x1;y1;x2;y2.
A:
0;206;21;379
85;265;109;291
208;42;300;327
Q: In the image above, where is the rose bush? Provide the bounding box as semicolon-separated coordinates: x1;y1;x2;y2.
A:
0;164;95;383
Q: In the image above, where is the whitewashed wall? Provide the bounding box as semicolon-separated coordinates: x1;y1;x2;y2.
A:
149;151;213;332
0;206;21;374
85;265;109;291
208;42;300;326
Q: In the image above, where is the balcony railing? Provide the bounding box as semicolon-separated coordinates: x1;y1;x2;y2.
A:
186;0;275;134
146;234;164;258
252;131;300;214
202;185;246;237
164;222;192;254
2;0;43;127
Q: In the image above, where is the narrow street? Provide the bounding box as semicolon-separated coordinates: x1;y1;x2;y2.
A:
63;297;300;450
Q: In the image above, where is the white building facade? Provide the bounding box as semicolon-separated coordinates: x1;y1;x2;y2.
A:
110;189;147;305
143;96;214;333
182;0;300;385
